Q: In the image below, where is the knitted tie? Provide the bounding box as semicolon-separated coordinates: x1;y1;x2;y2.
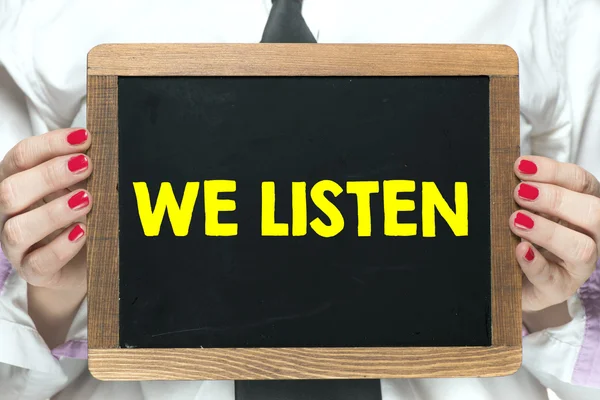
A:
235;1;382;399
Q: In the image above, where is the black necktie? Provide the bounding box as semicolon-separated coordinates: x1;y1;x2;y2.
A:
235;1;382;399
261;0;316;43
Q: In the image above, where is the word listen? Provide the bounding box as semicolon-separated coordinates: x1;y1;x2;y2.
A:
133;180;468;238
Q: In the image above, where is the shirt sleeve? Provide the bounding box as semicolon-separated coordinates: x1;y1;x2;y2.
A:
0;234;89;399
0;245;88;396
523;264;600;394
521;0;600;394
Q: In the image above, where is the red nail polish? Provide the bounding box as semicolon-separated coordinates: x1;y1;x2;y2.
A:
66;129;88;145
68;155;88;173
514;212;534;229
518;160;538;174
518;183;539;200
68;224;85;242
524;248;535;261
68;191;90;210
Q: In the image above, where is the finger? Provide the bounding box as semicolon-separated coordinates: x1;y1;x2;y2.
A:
515;156;600;197
0;128;90;182
0;190;92;262
516;241;573;311
509;210;598;279
514;182;600;241
0;154;91;217
19;223;87;287
42;189;71;204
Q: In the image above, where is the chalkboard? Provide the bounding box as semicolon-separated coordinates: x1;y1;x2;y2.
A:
118;75;491;349
87;44;521;381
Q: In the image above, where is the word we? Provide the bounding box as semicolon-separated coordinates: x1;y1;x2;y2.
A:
132;180;468;238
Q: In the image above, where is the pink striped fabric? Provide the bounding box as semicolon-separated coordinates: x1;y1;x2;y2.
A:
51;339;88;360
0;245;12;295
572;261;600;387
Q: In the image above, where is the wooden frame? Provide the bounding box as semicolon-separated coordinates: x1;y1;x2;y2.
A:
87;44;521;381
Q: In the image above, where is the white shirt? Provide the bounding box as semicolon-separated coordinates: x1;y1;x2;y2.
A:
0;0;599;399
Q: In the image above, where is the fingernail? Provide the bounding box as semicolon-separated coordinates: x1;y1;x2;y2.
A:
518;159;538;174
518;183;539;200
66;129;88;145
68;155;88;173
514;212;534;229
68;224;85;242
68;191;90;210
524;247;535;261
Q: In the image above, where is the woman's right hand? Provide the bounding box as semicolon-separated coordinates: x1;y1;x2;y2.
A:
0;128;93;347
0;128;93;290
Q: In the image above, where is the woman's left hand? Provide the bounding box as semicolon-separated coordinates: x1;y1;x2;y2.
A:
512;156;600;312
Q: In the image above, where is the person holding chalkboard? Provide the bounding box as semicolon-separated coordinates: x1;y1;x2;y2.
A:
0;0;599;399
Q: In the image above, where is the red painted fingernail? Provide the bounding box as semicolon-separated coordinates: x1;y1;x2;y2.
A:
518;160;538;174
68;224;85;242
524;247;535;261
68;191;90;210
514;212;534;229
68;155;88;173
66;129;88;145
518;183;539;200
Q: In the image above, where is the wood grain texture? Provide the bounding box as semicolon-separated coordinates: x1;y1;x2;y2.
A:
87;44;522;380
87;75;120;348
489;77;522;346
87;44;518;76
88;346;522;381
